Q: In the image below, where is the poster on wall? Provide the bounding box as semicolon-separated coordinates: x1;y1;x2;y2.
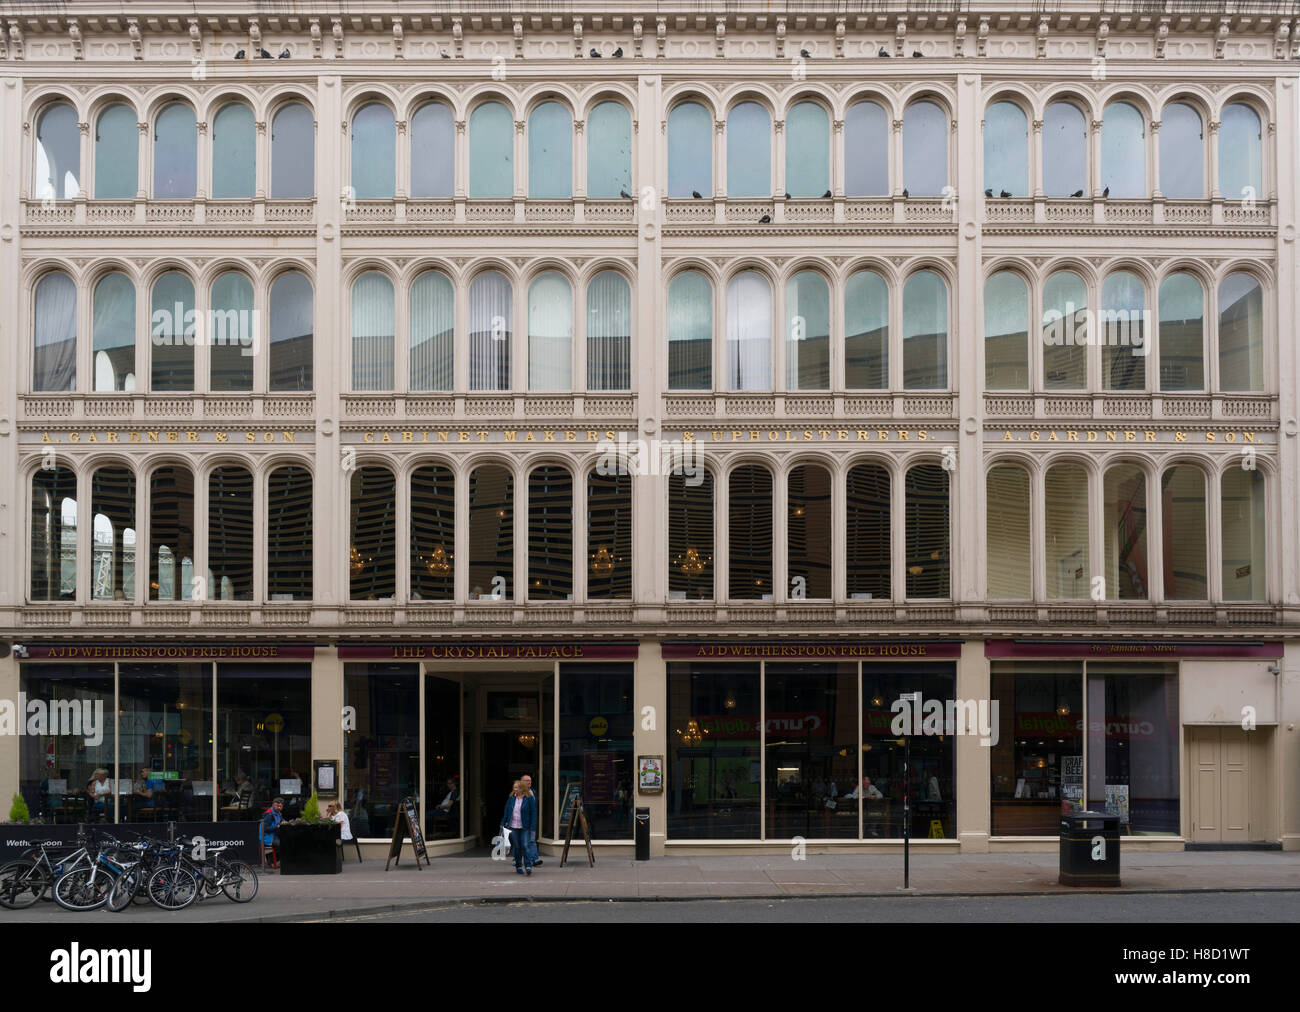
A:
583;751;617;804
1105;784;1130;824
1061;755;1084;810
638;756;663;793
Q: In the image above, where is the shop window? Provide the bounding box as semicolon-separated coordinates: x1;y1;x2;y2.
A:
587;469;632;600
729;465;773;600
149;465;195;602
209;271;255;392
119;663;213;821
1218;273;1263;392
1160;102;1204;199
468;465;513;600
983;101;1028;197
669;469;714;601
667;101;711;198
411;101;454;198
468;271;512;391
343;663;419;839
351;102;395;200
211;101;255;199
528;101;573;199
844;100;889;196
559;665;633;839
349;465;396;601
93;272;136;392
784;271;830;391
986;464;1031;599
30;466;77;601
1221;468;1265;601
902;271;948;390
984;271;1029;390
905;464;949;598
154;102;197;199
95;103;139;199
1043;101;1087;198
902;100;947;197
150;270;195;392
469;101;513;199
351;271;394;391
33;271;77;392
845;270;888;390
207;465;253;601
1161;466;1207;600
270;102;314;199
846;463;890;600
410;464;454;601
1042;270;1088;391
528;465;573;600
586;271;631;391
267;465;312;601
1219;103;1262;202
410;270;454;391
726;101;770;198
667;271;713;390
1158;272;1204;391
1045;464;1089;599
1100;101;1145;199
92;466;135;602
787;464;831;599
217;664;311;822
35;102;80;200
424;676;462;839
528;272;573;391
725;271;772;391
1102;464;1148;600
269;271;313;392
1101;271;1147;391
667;662;761;839
587;101;631;199
785;101;829;198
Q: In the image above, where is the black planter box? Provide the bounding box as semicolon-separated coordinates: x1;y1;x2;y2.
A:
278;822;343;875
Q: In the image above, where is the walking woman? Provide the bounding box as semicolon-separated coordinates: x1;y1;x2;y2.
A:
500;779;536;876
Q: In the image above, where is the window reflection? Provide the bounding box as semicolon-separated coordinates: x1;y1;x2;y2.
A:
787;464;831;599
985;271;1029;390
149;466;195;602
119;663;213;822
1221;468;1265;601
344;663;419;840
31;466;77;601
528;465;573;600
1102;465;1148;600
1158;273;1204;391
410;464;455;601
92;466;135;602
905;464;949;598
559;664;633;839
208;465;254;601
267;465;312;601
587;469;631;599
728;465;772;600
468;465;513;600
349;465;396;601
669;469;714;601
846;463;890;601
1161;466;1207;600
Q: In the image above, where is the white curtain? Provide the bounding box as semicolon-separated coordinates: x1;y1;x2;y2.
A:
469;272;512;390
528;272;572;391
92;272;135;391
726;271;772;390
352;272;395;390
34;272;78;391
410;271;454;390
586;271;630;390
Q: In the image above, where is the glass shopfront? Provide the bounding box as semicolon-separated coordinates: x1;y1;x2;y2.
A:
558;664;633;840
343;663;418;841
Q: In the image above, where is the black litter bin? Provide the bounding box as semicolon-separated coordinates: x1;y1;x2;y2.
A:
1059;811;1120;887
635;807;650;861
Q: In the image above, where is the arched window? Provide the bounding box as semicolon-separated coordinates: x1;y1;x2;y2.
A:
208;465;253;600
1103;464;1148;599
95;103;139;199
1219;103;1262;201
269;271;313;392
1158;272;1204;391
845;270;888;389
725;271;772;390
35;102;80;200
1101;101;1146;198
1160;102;1203;199
902;271;948;389
411;101;454;198
211;102;255;199
985;271;1029;390
149;465;195;601
846;463;890;599
209;271;254;391
528;102;573;199
268;465;312;600
469;101;513;199
468;464;513;600
729;465;772;599
587;101;631;198
30;466;77;601
587;271;630;391
468;271;512;390
153;102;197;198
528;465;573;599
669;469;713;600
986;465;1030;598
903;100;947;197
351;102;395;199
1221;468;1265;601
786;101;829;198
668;271;713;390
351;271;394;391
1045;463;1089;598
528;272;572;391
150;271;195;391
984;101;1028;197
271;102;314;198
1042;271;1087;390
349;466;396;600
1043;101;1087;197
905;464;949;598
844;100;889;196
667;101;712;198
411;464;454;601
33;272;77;392
788;464;831;598
588;467;632;599
93;272;135;392
726;101;771;198
91;465;135;601
1162;466;1206;600
1101;271;1147;391
1218;273;1263;391
784;271;829;390
410;271;454;391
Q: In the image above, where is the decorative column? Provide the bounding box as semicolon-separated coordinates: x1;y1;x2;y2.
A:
1032;117;1046;222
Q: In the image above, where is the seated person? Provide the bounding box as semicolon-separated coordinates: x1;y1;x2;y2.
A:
221;771;255;811
87;768;113;820
260;797;287;856
843;776;884;800
431;778;458;820
132;768;163;815
325;801;353;841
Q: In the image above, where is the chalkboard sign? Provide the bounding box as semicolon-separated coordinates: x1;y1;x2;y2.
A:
559;796;595;868
384;796;428;871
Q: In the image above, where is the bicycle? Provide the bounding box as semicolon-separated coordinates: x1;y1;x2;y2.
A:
143;841;201;911
53;834;138;912
0;839;79;909
188;843;259;903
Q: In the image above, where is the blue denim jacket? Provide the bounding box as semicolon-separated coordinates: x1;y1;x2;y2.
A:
500;794;537;833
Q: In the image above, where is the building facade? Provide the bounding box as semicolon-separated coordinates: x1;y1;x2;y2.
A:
2;2;1298;854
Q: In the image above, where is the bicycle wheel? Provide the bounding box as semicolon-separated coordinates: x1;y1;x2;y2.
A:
0;859;48;909
53;868;111;911
147;866;199;910
219;861;259;903
106;866;141;912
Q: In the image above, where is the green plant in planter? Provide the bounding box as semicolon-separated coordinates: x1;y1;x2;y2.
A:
8;792;30;824
279;792;342;875
289;791;329;827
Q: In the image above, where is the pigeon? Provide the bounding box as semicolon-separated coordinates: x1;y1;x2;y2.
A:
613;47;624;58
878;48;891;57
912;51;924;58
758;214;771;224
1071;189;1084;198
1102;186;1110;198
619;188;633;199
800;48;812;58
259;48;272;59
984;188;993;198
1000;190;1011;198
589;48;601;58
691;190;703;199
440;50;451;59
784;192;792;199
234;49;245;60
901;188;909;198
821;189;832;199
278;48;290;59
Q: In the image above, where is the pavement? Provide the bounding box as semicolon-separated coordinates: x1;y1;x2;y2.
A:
5;848;1298;922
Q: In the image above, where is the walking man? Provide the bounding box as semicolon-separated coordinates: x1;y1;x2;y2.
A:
521;773;542;866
